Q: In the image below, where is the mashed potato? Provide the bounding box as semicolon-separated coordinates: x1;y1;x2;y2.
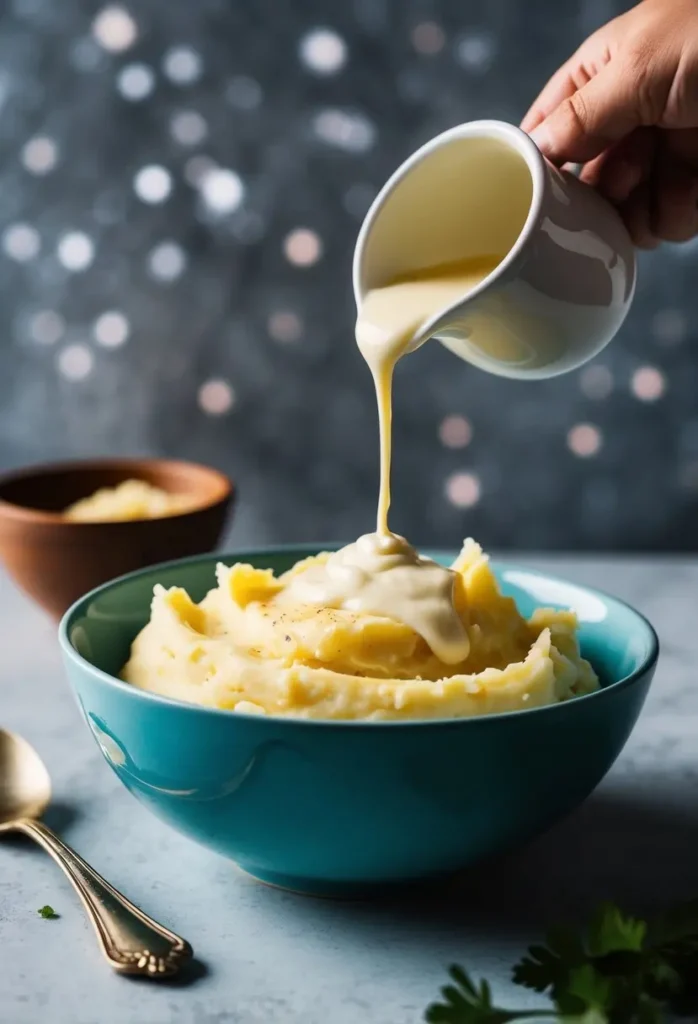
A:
122;540;598;721
65;479;194;522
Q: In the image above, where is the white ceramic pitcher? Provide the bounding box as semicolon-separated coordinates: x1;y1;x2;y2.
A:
352;120;636;380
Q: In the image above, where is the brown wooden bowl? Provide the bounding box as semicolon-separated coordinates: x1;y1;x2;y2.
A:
0;458;234;619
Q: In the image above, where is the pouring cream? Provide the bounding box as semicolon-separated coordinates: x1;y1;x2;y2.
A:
283;255;502;663
356;255;502;535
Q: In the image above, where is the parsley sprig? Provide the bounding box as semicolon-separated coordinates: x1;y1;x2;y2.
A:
425;900;698;1023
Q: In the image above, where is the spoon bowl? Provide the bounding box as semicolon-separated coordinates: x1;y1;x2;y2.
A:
0;730;51;825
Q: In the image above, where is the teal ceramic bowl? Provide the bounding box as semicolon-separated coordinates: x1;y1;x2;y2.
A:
59;547;658;897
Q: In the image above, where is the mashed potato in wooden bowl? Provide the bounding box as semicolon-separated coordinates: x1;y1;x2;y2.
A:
64;479;196;522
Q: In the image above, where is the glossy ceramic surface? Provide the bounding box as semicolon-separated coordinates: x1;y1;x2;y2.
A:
59;548;658;897
353;120;636;380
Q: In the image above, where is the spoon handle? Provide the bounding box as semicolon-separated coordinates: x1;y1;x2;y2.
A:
14;818;192;977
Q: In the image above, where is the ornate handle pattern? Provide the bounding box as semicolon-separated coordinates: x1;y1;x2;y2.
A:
11;818;192;977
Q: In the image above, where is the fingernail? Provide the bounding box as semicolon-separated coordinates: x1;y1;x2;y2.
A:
529;122;552;155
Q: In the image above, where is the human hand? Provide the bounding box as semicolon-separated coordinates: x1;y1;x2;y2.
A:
521;0;698;248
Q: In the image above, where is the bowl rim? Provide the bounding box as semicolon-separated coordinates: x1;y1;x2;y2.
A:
0;457;233;525
59;544;659;729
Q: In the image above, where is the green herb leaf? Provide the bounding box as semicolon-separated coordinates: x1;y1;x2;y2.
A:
513;924;588;1000
514;943;572;996
643;897;698;1015
425;965;543;1023
566;965;612;1010
587;903;646;957
37;905;58;919
645;957;683;996
565;1013;609;1024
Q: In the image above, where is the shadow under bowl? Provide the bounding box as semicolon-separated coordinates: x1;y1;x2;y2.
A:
59;547;658;898
0;458;234;619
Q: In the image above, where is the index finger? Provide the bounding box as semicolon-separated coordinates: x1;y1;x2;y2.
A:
520;24;611;134
521;59;580;133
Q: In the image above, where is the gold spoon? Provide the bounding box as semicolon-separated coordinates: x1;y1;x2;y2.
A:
0;728;192;977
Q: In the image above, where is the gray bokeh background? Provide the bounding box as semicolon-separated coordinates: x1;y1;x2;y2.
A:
0;0;692;552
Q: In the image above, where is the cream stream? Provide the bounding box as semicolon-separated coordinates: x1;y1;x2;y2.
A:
285;255;501;664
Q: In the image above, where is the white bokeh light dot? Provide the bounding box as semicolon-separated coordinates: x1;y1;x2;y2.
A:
299;28;347;75
445;471;481;508
92;6;137;53
313;109;375;152
199;168;244;215
567;423;602;457
162;46;202;85
439;415;472;449
456;31;496;72
57;232;94;272
411;22;446;55
21;136;58;175
57;344;94;381
148;241;187;281
631;365;666;402
30;310;65;345
134;165;172;204
117;63;154;101
268;311;303;344
283;228;322;267
652;308;686;346
579;364;614;400
225;75;263;110
93;311;130;349
170;110;208;147
2;223;40;262
198;379;235;415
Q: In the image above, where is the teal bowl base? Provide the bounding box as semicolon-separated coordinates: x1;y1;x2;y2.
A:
232;799;591;899
235;862;464;900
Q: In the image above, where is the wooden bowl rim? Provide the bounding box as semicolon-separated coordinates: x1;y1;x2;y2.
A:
0;457;234;526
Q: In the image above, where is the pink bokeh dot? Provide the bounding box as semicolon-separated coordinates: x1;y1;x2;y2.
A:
283;228;322;267
439;415;472;449
567;423;602;458
445;472;481;508
631;366;665;402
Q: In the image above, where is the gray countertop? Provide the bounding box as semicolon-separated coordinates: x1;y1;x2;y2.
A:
1;555;697;1024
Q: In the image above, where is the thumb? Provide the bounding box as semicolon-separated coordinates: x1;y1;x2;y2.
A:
529;59;644;165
